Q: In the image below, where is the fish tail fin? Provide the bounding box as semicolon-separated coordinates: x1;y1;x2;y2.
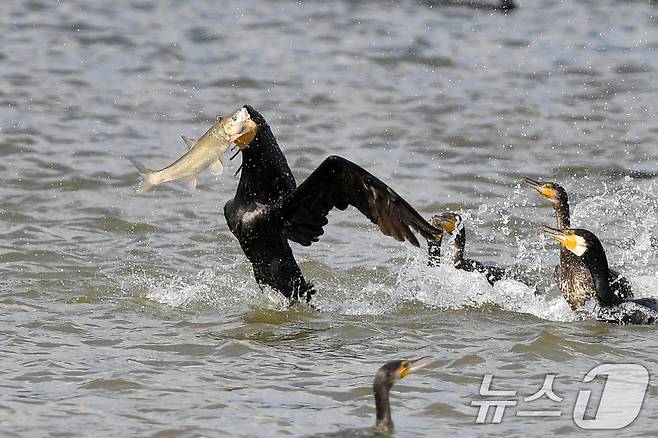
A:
128;157;159;192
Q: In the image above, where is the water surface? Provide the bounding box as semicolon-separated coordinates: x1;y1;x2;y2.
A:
1;0;658;436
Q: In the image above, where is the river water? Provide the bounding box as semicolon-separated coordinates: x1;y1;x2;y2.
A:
2;0;658;436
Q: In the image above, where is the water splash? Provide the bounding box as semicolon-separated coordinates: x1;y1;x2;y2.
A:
573;177;658;275
125;177;657;323
394;251;577;322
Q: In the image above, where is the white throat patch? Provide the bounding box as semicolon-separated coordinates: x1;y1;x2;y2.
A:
571;235;588;256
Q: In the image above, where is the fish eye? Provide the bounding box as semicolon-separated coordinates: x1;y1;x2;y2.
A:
216;115;223;122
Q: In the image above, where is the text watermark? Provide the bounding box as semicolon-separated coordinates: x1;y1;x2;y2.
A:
471;364;649;430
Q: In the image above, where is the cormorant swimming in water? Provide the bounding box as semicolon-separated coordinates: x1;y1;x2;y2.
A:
522;177;633;308
224;105;440;303
540;225;657;325
372;357;433;433
427;212;507;285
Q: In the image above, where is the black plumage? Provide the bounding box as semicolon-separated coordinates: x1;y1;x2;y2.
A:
224;106;439;303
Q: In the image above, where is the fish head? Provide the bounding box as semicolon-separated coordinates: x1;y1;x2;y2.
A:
222;107;257;149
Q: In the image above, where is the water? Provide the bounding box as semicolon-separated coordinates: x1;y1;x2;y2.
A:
1;0;658;436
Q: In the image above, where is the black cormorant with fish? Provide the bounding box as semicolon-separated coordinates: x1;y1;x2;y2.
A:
223;105;440;303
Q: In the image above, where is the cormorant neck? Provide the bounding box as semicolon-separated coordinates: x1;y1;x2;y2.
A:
428;235;442;267
450;227;466;265
236;124;296;205
581;241;623;306
374;381;393;431
553;197;570;228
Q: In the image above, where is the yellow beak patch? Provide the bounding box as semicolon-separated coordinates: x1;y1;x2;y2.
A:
551;233;587;256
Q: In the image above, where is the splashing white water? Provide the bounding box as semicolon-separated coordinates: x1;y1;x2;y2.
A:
128;177;658;322
572;177;658;274
392;252;577;322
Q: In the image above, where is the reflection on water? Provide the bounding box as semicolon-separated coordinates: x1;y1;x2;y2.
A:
1;0;658;435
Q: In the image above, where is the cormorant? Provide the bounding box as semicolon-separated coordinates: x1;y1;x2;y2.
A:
522;177;633;308
427;212;507;285
540;225;657;325
373;357;433;432
224;105;440;303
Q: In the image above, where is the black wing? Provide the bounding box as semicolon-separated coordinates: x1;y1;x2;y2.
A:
277;155;439;247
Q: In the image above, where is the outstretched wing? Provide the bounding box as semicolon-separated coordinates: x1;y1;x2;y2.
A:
278;155;439;247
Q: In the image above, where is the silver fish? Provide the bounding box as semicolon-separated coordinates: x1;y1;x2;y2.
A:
129;107;256;192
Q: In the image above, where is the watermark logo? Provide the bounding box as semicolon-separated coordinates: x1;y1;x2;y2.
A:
471;363;649;429
574;364;648;430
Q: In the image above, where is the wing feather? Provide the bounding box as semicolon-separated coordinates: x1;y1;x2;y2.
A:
278;155;438;247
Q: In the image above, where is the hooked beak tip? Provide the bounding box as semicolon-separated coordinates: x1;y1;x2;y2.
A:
539;224;563;239
408;357;434;374
521;176;541;189
428;217;443;232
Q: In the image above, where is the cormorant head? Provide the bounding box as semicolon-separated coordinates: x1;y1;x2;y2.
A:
233;104;265;150
372;357;433;432
373;357;433;390
540;225;613;289
522;176;568;206
429;212;463;235
539;225;598;258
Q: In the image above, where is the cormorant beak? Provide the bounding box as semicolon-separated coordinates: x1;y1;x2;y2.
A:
539;225;585;255
233;119;257;150
427;216;445;241
399;357;434;379
432;213;458;234
521;176;555;200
